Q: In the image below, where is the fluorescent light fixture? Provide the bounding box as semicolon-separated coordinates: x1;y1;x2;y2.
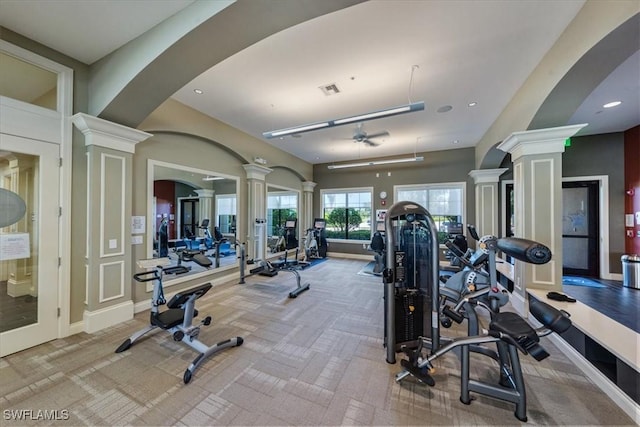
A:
263;101;424;139
268;122;330;138
327;156;424;170
203;176;225;181
603;101;622;108
333;102;424;125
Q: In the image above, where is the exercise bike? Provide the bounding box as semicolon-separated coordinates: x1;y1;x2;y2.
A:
115;258;243;384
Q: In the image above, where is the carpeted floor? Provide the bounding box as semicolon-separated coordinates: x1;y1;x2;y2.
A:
0;258;635;426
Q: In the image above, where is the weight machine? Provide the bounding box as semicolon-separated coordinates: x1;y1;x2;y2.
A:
383;201;571;421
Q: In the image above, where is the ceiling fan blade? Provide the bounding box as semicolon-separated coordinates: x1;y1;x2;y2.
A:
365;131;390;139
364;139;380;147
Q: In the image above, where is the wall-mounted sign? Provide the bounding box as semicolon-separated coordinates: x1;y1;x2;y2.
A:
0;233;30;260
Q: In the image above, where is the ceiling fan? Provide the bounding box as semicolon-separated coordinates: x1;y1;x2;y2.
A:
347;123;389;147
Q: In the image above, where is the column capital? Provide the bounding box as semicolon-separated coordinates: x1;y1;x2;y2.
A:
302;181;317;192
469;168;509;184
72;113;152;153
242;163;272;180
497;124;587;161
194;189;215;198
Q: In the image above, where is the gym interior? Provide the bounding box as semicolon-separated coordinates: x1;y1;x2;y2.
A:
0;1;639;426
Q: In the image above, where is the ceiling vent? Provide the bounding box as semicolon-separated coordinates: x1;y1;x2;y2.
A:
319;83;341;96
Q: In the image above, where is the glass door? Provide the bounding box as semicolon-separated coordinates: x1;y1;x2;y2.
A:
562;181;599;277
0;134;59;356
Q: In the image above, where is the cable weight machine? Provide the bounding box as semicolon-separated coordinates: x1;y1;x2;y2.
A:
383;201;441;364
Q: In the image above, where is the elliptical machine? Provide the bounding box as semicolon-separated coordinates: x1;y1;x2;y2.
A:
304;218;328;260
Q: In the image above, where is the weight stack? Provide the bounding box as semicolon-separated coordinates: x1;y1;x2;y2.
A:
394;290;426;349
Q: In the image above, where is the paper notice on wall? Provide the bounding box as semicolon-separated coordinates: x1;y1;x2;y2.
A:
131;216;145;234
0;233;31;261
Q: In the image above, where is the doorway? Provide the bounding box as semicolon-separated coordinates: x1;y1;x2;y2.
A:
562;180;599;277
0;135;60;356
180;198;199;239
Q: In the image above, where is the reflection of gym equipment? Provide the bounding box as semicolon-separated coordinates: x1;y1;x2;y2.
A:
199;218;232;261
115;258;243;384
157;216;169;257
304;218;328;260
384;201;571;422
370;221;386;275
269;219;298;253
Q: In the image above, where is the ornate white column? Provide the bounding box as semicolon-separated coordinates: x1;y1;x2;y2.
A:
73;113;152;333
497;124;586;313
302;181;317;233
243;164;272;260
469;168;508;239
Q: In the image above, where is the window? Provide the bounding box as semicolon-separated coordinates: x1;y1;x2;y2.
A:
267;191;298;236
395;183;465;242
216;194;237;234
321;188;372;241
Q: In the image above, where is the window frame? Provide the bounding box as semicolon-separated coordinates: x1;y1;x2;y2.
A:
320;186;374;243
393;182;467;242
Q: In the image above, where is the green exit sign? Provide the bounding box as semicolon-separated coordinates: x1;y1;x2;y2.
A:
564;138;571;147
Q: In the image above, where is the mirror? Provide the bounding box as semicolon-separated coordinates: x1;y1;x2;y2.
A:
266;185;300;256
148;160;239;276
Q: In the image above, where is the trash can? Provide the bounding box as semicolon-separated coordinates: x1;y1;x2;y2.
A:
621;254;640;289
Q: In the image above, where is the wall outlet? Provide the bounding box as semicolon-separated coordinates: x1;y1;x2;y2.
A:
109;239;117;249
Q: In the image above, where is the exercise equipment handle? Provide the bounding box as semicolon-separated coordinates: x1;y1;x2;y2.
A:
133;270;160;282
444;240;473;268
496;237;552;265
467;224;480;241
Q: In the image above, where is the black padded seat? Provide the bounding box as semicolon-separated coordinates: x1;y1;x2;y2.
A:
167;283;212;308
152;308;185;329
490;312;537;341
490;311;549;361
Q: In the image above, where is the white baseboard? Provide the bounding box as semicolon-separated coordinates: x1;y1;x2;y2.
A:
546;333;639;424
327;252;371;260
83;300;134;333
68;321;85;336
604;273;623;281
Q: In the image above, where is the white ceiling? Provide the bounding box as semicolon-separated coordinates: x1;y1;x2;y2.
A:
1;0;637;165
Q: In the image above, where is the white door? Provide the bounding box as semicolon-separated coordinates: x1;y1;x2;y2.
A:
0;133;59;356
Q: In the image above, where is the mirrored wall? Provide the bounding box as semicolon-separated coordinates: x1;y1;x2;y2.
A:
148;160;239;277
266;185;300;256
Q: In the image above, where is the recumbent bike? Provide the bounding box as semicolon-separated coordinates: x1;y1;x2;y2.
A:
115;258;243;384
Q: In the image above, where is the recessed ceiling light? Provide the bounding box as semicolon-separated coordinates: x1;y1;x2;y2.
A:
468;102;477;107
603;101;621;108
437;105;453;113
452;139;459;144
194;89;203;95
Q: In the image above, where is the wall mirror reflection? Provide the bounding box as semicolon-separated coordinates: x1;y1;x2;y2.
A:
149;160;239;275
266;186;300;257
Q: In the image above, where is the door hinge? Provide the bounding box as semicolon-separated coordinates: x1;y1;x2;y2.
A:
59;207;62;217
59;158;62;167
58;257;62;267
57;307;61;317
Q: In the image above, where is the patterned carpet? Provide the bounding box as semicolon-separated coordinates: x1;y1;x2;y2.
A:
0;258;635;426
